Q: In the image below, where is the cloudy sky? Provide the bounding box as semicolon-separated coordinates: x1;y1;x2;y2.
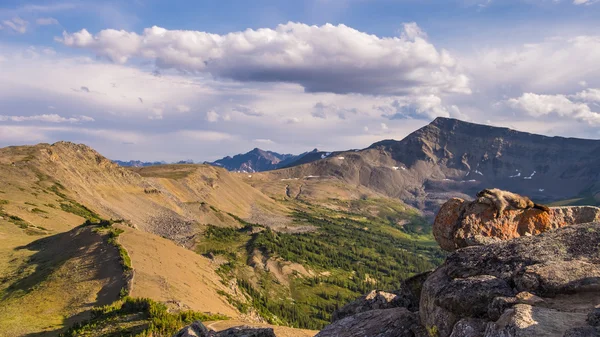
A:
1;0;599;161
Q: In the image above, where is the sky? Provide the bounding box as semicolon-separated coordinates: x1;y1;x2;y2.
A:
1;0;600;161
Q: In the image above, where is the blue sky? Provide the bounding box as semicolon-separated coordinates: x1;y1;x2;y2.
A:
1;0;600;161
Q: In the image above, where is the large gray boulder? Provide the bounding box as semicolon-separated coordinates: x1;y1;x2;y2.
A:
421;222;600;337
315;307;426;337
173;321;275;337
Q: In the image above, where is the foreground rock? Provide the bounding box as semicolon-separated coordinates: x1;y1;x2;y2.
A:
433;196;600;252
315;307;426;337
421;222;600;337
174;321;275;337
330;272;429;322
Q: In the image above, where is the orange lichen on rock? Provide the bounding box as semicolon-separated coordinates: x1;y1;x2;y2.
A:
433;191;600;252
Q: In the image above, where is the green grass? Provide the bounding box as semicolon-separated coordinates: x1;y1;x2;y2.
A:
48;183;102;221
0;200;9;205
60;202;101;222
60;297;229;337
0;207;47;235
91;220;133;275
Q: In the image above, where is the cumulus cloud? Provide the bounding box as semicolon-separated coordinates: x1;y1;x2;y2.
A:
377;95;464;120
36;17;59;25
2;17;28;33
506;93;600;125
232;105;264;117
312;102;357;119
206;110;219;122
58;22;471;96
0;114;94;123
381;123;388;130
573;0;598;4
571;88;600;103
176;104;191;113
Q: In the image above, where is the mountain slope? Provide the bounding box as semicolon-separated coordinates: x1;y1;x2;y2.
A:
257;117;600;215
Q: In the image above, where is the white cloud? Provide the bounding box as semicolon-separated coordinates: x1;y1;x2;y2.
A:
467;35;600;95
232;105;264;117
312;102;357;119
254;138;274;144
571;88;600;103
286;117;301;124
506;93;600;125
381;123;388;130
58;22;471;96
206;110;219;122
0;114;94;123
2;17;28;33
573;0;599;5
176;104;191;113
377;94;463;120
36;17;59;25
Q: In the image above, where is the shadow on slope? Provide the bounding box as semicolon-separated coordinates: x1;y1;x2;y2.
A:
0;225;125;336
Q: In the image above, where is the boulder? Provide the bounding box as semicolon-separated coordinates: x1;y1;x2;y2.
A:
433;196;600;252
331;290;410;322
331;271;431;322
173;320;210;337
449;318;487;337
315;307;426;337
173;322;275;337
484;304;588;337
214;326;276;337
421;222;600;337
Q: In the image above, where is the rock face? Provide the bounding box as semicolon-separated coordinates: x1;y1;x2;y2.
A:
421;222;600;337
173;321;275;337
433;196;600;252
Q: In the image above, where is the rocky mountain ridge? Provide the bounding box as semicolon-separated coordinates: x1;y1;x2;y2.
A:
257;117;600;216
208;148;333;173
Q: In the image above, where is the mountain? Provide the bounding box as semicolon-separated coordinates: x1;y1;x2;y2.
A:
254;117;600;216
113;159;168;167
208;148;330;172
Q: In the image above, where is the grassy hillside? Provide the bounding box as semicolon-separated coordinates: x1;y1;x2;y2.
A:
0;142;442;335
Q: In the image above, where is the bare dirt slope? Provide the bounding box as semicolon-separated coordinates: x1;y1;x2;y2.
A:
118;224;239;318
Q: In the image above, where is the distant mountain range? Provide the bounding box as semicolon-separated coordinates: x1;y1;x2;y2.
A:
113;148;335;172
113;159;193;167
207;148;339;173
111;117;600;215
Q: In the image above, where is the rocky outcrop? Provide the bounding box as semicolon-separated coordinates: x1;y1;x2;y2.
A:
316;307;426;337
433;196;600;252
421;222;600;337
173;321;275;337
